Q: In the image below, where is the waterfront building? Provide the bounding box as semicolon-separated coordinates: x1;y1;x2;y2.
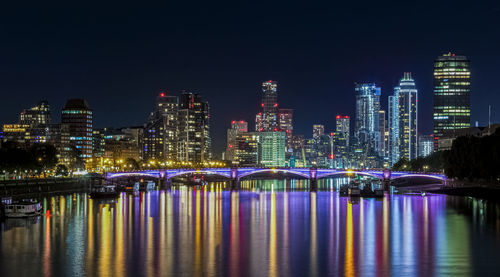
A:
258;131;285;167
226;120;248;163
335;115;350;140
256;80;279;132
61;99;93;166
20;100;51;126
312;124;324;139
1;124;31;146
418;135;434;157
354;83;381;154
433;53;471;150
397;73;418;161
142;90;179;161
177;91;211;162
233;132;259;166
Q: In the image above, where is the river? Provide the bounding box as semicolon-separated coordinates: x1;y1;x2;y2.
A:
1;179;500;276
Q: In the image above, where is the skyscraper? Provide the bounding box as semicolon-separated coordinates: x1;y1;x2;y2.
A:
379;110;387;159
226;120;248;163
61;99;93;165
388;89;400;165
354;83;381;153
433;53;471;150
256;80;278;132
233;132;259;166
397;73;418;160
142;90;178;161
177;91;211;162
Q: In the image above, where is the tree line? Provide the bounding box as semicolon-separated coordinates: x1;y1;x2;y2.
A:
393;128;500;182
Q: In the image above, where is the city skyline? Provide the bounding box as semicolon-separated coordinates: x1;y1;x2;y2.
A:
1;2;499;155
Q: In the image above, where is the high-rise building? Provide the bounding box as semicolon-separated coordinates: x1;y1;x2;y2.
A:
334;115;350;168
312;124;324;139
433;53;471;150
258;132;286;167
388;88;400;166
418;135;434;157
354;83;381;154
177;91;211;162
226;120;248;163
233;132;259;166
61;99;93;165
336;115;350;134
397;73;418;161
256;80;279;132
379;110;387;158
142;90;178;161
278;108;293;149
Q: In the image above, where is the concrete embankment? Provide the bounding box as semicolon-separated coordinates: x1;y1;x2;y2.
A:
0;177;95;198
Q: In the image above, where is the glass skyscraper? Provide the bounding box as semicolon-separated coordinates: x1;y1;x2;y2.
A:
433;53;471;149
397;73;418;160
388;89;399;165
354;83;381;154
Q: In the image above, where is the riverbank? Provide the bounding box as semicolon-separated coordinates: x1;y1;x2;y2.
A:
433;186;500;201
0;177;96;198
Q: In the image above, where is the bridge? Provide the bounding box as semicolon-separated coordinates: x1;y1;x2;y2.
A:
105;167;446;190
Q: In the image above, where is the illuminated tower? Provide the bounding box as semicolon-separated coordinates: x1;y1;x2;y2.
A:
354;83;381;153
433;53;471;149
61;99;93;166
256;80;278;132
397;73;418;160
226;120;248;162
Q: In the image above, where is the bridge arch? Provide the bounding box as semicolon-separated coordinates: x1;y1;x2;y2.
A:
317;171;384;180
166;170;231;180
391;174;446;182
238;168;310;180
107;172;160;179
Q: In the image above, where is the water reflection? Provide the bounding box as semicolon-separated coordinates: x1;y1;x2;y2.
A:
1;180;500;276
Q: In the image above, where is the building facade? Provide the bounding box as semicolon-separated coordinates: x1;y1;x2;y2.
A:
256;80;279;132
177;91;211;162
226;120;248;162
354;83;381;155
433;53;471;150
258;132;286;167
61;99;93;166
142;90;179;161
397;73;418;161
418;135;434;157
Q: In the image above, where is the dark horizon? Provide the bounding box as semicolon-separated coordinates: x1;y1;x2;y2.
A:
1;1;499;156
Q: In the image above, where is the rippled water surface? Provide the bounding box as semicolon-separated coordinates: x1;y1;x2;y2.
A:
1;180;500;276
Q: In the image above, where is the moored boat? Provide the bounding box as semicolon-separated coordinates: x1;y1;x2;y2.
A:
4;199;42;218
90;185;120;199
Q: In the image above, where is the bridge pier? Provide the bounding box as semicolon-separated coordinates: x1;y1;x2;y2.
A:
382;169;391;191
230;167;239;190
310;167;318;191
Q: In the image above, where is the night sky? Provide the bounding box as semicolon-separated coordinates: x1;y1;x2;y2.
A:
1;1;499;156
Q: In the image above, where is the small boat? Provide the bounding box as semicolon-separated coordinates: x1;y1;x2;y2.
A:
3;199;42;218
348;181;361;197
90;185;120;199
138;180;155;191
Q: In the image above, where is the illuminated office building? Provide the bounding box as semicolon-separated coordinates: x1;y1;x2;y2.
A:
258;131;285;167
433;53;471;150
61;99;93;164
226;120;248;162
233;132;259;166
